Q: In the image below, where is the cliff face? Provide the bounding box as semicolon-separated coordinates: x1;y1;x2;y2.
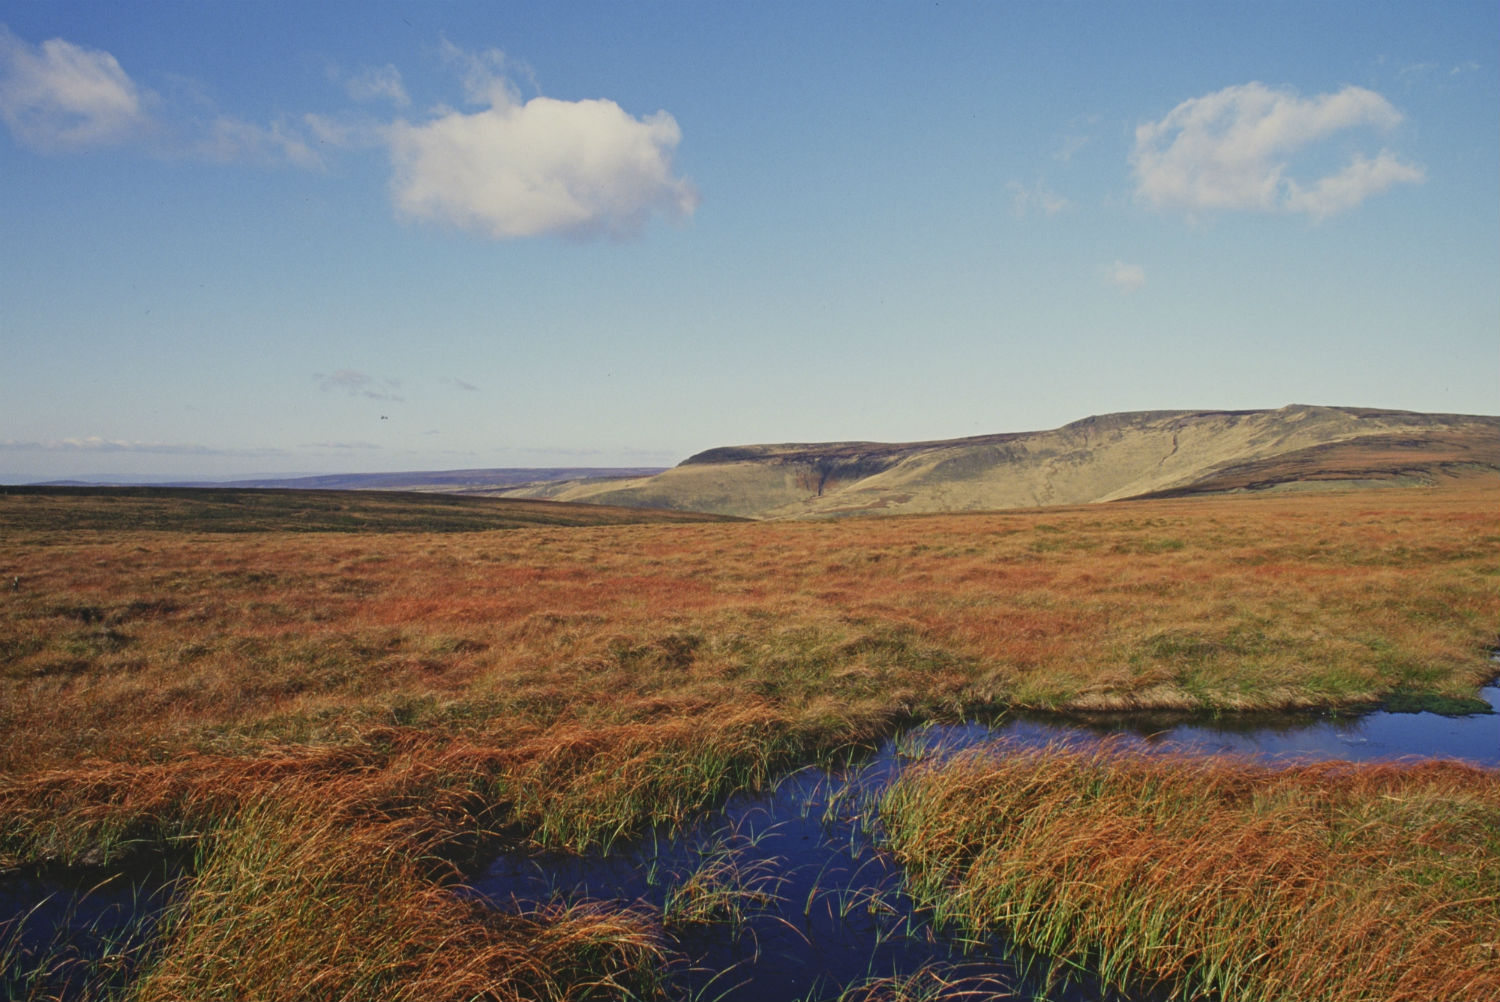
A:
505;406;1500;519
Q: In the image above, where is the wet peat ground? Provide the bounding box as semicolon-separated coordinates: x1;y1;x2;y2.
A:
4;685;1497;1001
464;686;1500;1000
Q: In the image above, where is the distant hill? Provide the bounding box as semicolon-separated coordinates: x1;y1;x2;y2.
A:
497;406;1500;519
170;467;669;492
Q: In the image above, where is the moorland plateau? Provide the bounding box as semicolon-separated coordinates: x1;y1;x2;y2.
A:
498;404;1500;518
1;408;1497;1001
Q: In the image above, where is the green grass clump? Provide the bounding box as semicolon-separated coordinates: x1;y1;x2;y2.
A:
661;822;786;929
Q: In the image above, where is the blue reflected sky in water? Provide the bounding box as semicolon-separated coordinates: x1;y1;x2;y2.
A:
0;860;183;1000
469;732;1132;1002
471;687;1497;1000
1005;684;1499;767
5;687;1492;1000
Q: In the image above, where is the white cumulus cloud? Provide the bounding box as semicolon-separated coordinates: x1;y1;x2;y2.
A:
0;24;152;151
1132;82;1424;219
385;48;697;240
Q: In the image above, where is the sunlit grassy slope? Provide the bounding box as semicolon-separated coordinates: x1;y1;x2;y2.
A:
1;477;1496;1000
510;405;1500;518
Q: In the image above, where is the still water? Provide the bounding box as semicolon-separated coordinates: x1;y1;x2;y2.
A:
1006;683;1500;768
0;858;182;1000
4;687;1495;1000
467;685;1499;1000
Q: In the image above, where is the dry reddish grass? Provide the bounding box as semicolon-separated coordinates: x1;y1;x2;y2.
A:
130;780;669;1002
0;478;1496;998
882;743;1500;1001
3;479;1494;773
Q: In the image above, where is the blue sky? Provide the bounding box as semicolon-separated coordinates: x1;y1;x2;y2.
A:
2;1;1495;482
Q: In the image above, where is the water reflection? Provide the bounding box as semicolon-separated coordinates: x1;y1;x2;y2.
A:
0;858;182;1001
4;686;1493;1000
467;728;1126;1001
1012;683;1500;767
470;686;1498;1000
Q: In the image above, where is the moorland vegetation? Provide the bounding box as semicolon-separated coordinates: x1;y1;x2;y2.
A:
1;478;1496;1000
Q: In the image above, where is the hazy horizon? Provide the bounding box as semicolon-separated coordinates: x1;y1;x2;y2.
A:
4;2;1497;483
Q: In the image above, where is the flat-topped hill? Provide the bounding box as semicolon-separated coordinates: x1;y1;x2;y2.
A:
500;405;1499;518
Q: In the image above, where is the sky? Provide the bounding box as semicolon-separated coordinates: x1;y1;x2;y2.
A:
1;1;1496;483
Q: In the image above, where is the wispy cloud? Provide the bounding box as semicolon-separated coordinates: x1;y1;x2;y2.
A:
299;440;383;451
515;445;678;462
1006;178;1070;217
301;110;383;151
1103;260;1145;293
333;63;409;107
315;369;404;401
1393;59;1481;86
1053;114;1099;164
384;41;698;240
0;436;282;457
0;25;151;151
1054;133;1091;164
196;114;322;168
442;376;481;392
1132;82;1424;219
0;24;323;167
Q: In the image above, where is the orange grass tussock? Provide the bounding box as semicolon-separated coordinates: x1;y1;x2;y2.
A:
881;742;1500;1002
131;787;669;1002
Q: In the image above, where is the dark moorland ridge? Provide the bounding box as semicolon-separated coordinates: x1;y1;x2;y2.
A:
0;486;744;533
495;404;1500;518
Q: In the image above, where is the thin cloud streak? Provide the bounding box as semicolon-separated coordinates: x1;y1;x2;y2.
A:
315;369;404;401
299;441;383;451
0;436;285;457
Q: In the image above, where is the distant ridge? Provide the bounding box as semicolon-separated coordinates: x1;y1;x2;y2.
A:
30;468;669;492
496;405;1500;519
189;467;670;492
